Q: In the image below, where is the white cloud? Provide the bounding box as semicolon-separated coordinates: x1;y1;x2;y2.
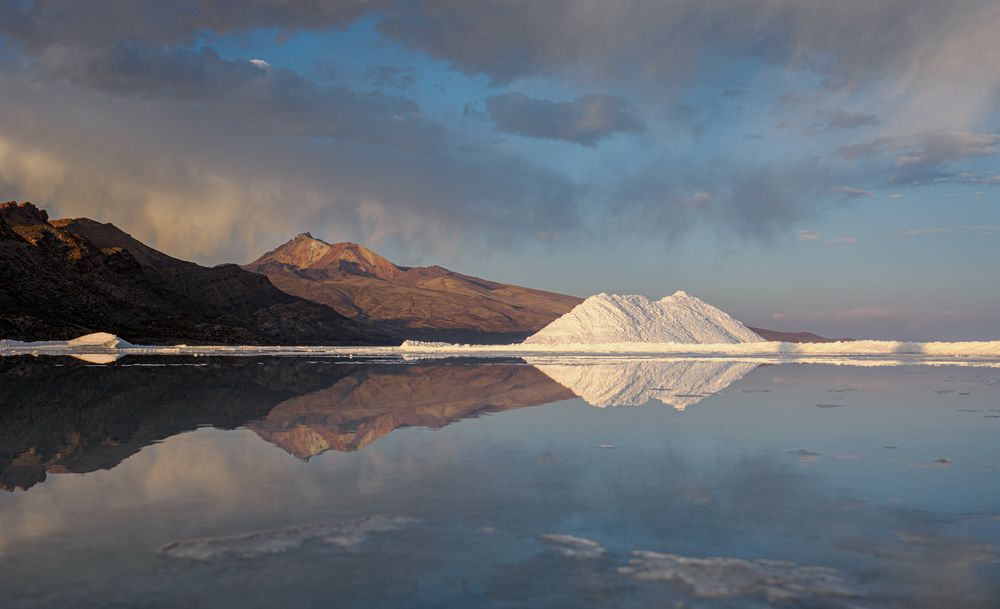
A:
904;227;953;236
830;186;875;198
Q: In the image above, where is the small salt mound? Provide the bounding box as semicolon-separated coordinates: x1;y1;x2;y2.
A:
67;332;132;349
525;291;763;345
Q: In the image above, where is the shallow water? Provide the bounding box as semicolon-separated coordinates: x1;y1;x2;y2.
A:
1;356;999;608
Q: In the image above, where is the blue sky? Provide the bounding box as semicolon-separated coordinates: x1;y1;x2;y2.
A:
0;1;998;339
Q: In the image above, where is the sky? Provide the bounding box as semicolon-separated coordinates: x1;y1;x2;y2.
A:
0;0;998;340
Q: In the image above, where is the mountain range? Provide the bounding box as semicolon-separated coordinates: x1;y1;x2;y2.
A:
0;201;834;344
0;202;389;345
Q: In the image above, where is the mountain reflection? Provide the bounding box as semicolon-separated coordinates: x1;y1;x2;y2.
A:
0;356;758;490
247;363;573;458
0;357;574;490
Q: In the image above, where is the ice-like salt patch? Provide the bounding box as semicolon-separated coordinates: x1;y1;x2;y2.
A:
525;291;764;345
539;534;607;559
160;515;414;561
69;353;124;364
618;550;860;602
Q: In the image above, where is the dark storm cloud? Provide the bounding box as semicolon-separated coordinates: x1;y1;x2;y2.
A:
42;40;431;146
485;93;645;145
0;0;378;49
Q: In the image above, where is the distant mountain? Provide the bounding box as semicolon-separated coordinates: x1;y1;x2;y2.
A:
0;202;392;345
747;327;849;343
245;232;582;342
525;291;764;345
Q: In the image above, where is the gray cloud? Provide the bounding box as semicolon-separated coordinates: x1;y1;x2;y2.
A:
375;0;1000;129
827;111;880;130
839;132;1000;165
838;131;1000;186
0;1;377;50
612;161;847;242
39;40;434;147
366;64;416;90
830;186;875;199
485;92;645;145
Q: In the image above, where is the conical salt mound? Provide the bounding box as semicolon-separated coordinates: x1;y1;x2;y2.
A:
523;290;764;345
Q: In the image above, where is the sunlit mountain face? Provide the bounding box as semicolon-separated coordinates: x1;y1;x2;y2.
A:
1;2;998;340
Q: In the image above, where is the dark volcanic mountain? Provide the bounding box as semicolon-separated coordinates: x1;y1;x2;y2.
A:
0;202;392;345
245;233;583;342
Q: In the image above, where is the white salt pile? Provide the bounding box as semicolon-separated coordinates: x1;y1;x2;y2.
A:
524;291;763;345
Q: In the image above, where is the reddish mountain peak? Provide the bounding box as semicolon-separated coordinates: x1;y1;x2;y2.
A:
0;201;49;227
249;233;401;280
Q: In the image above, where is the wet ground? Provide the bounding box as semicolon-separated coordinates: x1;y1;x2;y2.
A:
1;357;998;608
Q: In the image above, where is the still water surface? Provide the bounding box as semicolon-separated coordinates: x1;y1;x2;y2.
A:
1;356;999;608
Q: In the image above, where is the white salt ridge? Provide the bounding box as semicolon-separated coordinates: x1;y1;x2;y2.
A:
618;550;860;602
160;515;414;561
4;332;1000;363
530;359;758;410
525;291;764;345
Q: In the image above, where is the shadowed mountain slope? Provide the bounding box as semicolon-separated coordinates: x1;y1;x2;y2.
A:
747;327;849;343
0;202;393;345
